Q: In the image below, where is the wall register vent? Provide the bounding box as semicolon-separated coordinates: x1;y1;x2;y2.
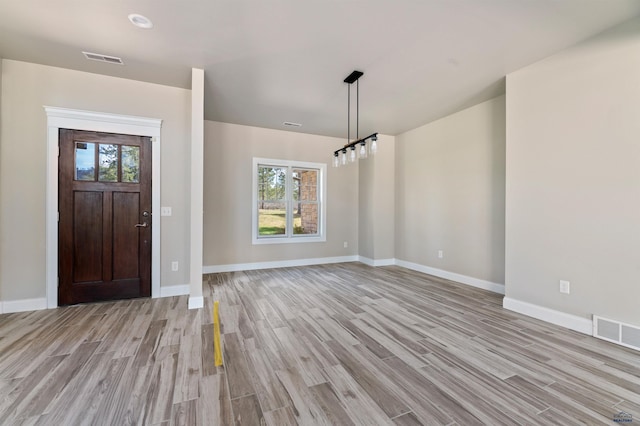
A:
593;315;640;352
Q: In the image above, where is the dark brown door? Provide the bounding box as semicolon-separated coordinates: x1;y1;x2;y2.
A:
58;129;151;305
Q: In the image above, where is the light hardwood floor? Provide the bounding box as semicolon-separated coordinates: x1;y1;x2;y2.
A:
1;263;638;425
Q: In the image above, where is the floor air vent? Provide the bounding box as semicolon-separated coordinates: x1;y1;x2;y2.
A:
82;51;124;65
593;316;640;352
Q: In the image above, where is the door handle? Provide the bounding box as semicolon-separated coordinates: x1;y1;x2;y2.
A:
135;222;149;228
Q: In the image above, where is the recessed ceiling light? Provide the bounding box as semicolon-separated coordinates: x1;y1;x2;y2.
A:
128;14;153;29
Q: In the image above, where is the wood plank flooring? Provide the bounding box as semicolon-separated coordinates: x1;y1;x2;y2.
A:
1;263;638;425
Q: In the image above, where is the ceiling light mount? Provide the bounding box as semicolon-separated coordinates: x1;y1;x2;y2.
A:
343;70;364;84
333;70;378;167
128;14;153;29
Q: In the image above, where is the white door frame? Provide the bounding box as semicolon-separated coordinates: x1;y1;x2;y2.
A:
45;107;162;308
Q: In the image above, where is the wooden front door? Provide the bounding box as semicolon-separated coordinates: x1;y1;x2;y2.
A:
58;129;152;305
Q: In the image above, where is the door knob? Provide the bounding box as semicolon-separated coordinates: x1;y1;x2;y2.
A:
135;222;148;228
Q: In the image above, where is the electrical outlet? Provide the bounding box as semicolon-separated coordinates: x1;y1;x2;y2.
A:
438;250;443;259
343;241;348;248
171;261;179;272
161;207;172;216
559;280;570;294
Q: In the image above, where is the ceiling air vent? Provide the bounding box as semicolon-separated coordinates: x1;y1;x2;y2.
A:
82;51;124;65
283;122;302;128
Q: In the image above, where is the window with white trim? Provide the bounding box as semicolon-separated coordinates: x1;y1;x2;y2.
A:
252;158;326;244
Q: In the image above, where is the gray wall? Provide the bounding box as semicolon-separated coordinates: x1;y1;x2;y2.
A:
203;120;359;266
359;135;395;262
0;60;192;301
505;18;640;325
395;96;506;285
0;57;2;302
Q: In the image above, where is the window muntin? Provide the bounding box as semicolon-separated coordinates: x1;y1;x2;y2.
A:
253;158;326;244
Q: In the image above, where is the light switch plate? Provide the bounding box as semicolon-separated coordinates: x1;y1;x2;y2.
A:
161;207;172;216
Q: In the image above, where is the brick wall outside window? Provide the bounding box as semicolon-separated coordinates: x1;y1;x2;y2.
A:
299;170;318;234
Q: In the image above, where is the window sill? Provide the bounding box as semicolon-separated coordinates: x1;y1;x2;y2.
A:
252;235;326;245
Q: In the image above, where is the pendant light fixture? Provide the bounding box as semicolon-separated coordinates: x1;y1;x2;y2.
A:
333;70;378;167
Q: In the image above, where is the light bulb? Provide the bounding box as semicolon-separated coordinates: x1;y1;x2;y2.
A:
359;142;367;159
333;154;340;168
349;147;356;163
341;150;347;165
370;137;378;155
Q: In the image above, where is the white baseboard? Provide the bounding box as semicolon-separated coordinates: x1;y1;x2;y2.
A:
203;256;505;297
358;257;396;267
188;296;204;310
503;297;592;335
0;288;192;313
159;284;190;298
395;259;505;295
1;297;48;314
203;255;359;274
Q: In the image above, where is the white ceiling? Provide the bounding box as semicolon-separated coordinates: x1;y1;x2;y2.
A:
1;1;640;138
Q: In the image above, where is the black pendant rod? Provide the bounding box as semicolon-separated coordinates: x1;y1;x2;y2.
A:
335;70;373;157
347;80;350;143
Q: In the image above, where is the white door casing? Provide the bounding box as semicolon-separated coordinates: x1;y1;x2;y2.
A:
45;106;162;308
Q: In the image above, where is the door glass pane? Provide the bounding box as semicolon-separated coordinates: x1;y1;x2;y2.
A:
258;202;287;236
121;145;140;183
98;144;118;182
75;142;96;181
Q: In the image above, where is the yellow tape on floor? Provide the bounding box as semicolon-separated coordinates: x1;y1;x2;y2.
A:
213;300;223;366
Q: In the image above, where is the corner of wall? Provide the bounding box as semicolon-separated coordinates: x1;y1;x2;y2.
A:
358;134;396;262
188;296;204;310
0;57;3;308
189;68;205;305
392;97;506;286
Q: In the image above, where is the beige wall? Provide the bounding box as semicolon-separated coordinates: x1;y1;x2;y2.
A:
359;135;395;261
203;121;359;266
0;58;2;302
395;96;506;285
358;149;374;260
0;60;192;302
505;18;640;325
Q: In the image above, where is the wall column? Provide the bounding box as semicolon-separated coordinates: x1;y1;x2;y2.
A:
189;68;205;309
